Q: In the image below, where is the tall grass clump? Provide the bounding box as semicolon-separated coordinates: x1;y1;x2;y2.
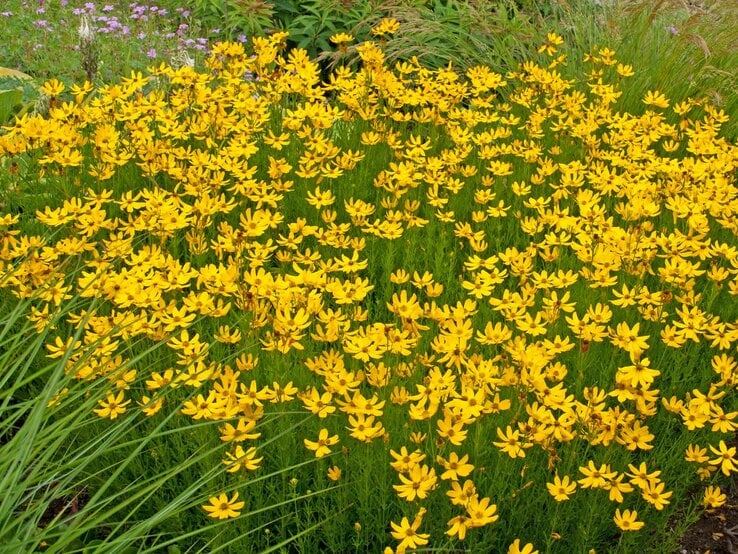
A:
0;288;336;552
0;21;737;552
551;0;738;138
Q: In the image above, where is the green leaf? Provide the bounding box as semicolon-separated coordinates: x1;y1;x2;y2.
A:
82;539;104;553
316;38;331;53
0;89;23;125
0;67;32;80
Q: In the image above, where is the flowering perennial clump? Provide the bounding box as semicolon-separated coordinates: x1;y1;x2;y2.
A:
1;23;737;551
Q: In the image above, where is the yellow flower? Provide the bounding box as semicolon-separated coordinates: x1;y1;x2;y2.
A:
466;495;499;527
93;390;130;420
641;480;672;510
371;17;400;37
616;63;634;77
708;440;738;476
301;388;336;418
390;508;428;551
330;32;354;44
223;446;263;473
40;78;65;97
437;452;475;481
393;464;437;501
702;485;726;509
625;463;661;490
546;474;576;501
578;461;616;489
509;538;539;554
493;426;529;459
446;514;471;540
202;491;245;519
685;444;709;464
219;418;261;442
137;395;163;416
437;415;468;446
303;428;339;458
643;90;669;109
389;447;426;473
546;32;564;45
613;508;644;531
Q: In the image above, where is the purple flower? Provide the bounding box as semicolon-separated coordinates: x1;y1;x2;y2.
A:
34;19;50;29
137;32;146;39
102;4;114;11
85;2;95;11
61;0;68;6
0;11;13;16
146;48;157;58
36;7;46;13
237;34;247;43
666;25;678;35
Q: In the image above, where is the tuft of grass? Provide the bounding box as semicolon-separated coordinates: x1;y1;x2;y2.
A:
0;289;336;552
551;0;738;137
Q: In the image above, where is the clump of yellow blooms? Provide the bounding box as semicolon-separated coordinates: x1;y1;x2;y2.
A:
1;19;737;551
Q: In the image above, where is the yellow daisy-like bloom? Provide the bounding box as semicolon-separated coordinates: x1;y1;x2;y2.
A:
390;508;428;551
643;90;669;109
202;491;245;520
509;538;539;554
93;390;130;420
546;474;576;501
702;485;726;509
330;32;354;45
613;508;644;531
303;428;339;458
708;440;738;476
371;17;400;37
40;78;65;97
